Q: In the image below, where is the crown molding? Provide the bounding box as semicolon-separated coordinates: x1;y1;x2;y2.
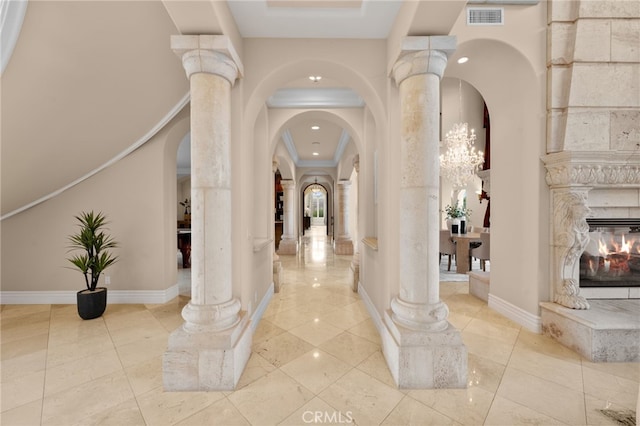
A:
543;151;640;188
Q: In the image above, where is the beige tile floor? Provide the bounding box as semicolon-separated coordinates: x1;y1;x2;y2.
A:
1;226;638;425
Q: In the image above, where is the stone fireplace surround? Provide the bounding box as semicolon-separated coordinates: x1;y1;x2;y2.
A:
544;150;640;308
540;150;640;362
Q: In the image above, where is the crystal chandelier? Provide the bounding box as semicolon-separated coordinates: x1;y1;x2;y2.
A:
439;122;484;189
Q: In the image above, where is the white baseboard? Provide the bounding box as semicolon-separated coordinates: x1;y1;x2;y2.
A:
0;284;180;305
358;282;542;334
357;281;384;334
488;293;541;333
250;282;274;332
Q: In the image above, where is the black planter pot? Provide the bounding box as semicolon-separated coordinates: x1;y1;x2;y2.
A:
77;287;107;320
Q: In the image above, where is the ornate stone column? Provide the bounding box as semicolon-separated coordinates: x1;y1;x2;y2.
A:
334;180;354;255
164;35;251;391
272;160;282;292
383;36;467;389
550;187;592;309
350;156;360;292
278;180;298;254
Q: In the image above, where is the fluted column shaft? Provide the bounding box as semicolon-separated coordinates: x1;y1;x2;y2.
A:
172;35;241;332
390;37;455;332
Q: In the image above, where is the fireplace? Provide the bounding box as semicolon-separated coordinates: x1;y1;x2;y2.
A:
580;218;640;288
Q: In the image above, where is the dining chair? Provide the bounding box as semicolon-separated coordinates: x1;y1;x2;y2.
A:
470;232;490;271
439;229;456;271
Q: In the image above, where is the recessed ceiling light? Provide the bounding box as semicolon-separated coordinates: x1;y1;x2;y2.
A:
457;57;469;64
311;125;320;130
312;152;319;156
308;75;322;82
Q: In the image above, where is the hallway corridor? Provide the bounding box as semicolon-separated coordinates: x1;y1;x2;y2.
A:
0;226;638;425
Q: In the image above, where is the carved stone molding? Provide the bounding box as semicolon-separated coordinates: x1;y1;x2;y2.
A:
543;151;640;188
551;188;591;310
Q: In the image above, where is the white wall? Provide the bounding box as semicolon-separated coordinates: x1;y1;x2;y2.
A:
1;108;190;294
445;2;549;321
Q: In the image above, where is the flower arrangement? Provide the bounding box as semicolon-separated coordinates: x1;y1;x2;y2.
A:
444;200;471;219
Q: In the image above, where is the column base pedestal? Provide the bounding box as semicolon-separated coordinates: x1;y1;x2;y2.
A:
278;238;298;255
350;260;359;292
273;260;282;293
381;310;467;389
163;311;252;391
334;239;354;255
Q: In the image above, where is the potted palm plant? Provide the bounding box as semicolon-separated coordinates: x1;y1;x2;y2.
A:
67;211;118;320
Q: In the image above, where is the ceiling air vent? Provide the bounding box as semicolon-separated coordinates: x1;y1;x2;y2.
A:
467;7;504;25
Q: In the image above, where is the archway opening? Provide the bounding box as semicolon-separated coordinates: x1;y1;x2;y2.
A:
303;182;328;230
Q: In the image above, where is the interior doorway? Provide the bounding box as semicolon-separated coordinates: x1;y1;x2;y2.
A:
303;183;328;232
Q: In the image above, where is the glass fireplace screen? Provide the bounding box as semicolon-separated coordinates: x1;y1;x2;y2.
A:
580;218;640;287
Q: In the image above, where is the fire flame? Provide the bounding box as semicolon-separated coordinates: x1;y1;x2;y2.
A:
598;238;609;256
621;235;631;254
598;234;633;257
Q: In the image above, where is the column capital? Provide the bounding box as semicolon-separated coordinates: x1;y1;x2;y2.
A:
353;155;360;174
281;179;296;190
337;179;352;188
392;36;456;85
171;35;243;84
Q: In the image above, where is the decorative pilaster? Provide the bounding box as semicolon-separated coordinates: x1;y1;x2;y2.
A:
350;156;360;292
278;180;298;255
164;35;251;391
383;36;467;389
334;180;354;255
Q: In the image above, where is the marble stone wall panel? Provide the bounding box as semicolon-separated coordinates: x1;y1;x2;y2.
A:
592;329;640;362
573;20;611;62
547;110;567;153
611;110;640;150
578;0;640;19
564;110;610;151
570;64;639;107
588;188;640;208
541;309;593;360
590;207;639;218
548;66;571;109
612;20;640;63
548;0;578;23
548;22;576;66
